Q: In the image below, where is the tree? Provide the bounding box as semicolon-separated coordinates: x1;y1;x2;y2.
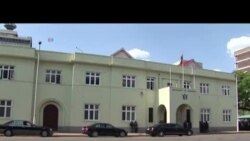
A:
235;71;250;112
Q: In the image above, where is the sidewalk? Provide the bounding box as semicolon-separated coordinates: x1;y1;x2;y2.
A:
204;130;250;134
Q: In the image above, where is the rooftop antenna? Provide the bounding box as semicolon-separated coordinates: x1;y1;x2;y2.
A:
76;46;84;53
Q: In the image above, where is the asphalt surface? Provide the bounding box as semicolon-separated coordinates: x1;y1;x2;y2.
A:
1;133;250;141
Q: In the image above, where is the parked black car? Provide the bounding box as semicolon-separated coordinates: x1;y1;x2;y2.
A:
146;123;193;137
82;123;127;137
0;120;53;137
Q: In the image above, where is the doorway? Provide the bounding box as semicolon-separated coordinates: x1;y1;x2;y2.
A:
43;104;58;130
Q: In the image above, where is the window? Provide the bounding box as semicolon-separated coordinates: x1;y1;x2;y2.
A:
200;108;210;122
122;105;136;121
167;82;173;87
148;107;153;123
85;72;100;85
183;80;191;89
84;104;99;121
223;109;231;122
0;100;12;118
222;86;230;96
122;75;135;88
0;65;14;80
45;69;61;84
147;77;155;90
200;83;209;94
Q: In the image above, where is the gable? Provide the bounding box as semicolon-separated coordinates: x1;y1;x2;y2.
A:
111;48;133;59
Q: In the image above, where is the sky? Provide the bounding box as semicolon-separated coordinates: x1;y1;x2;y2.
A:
1;23;250;73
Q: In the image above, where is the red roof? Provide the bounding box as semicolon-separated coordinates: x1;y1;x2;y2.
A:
111;48;133;59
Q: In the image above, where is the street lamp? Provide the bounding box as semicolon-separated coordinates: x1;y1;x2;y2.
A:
32;41;41;124
235;73;239;132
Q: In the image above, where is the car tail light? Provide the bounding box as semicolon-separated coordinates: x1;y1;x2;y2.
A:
82;127;88;131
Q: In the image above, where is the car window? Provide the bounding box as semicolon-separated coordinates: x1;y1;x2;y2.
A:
174;124;182;128
94;123;105;128
168;124;176;128
94;124;101;128
9;120;23;127
106;124;113;129
163;124;170;127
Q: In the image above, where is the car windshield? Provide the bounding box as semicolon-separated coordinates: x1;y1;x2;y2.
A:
106;124;114;128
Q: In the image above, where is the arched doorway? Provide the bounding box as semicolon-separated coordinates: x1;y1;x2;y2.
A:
158;105;167;123
43;104;58;130
176;104;192;125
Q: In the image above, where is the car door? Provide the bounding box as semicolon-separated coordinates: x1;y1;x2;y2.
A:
105;124;116;136
94;123;105;136
10;120;25;135
23;121;41;135
173;124;183;135
166;124;176;135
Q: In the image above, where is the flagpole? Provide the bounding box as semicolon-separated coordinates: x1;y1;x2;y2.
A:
192;66;195;89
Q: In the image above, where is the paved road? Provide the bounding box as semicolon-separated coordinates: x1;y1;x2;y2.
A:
1;134;250;141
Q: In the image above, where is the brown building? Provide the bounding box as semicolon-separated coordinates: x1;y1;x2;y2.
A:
234;47;250;72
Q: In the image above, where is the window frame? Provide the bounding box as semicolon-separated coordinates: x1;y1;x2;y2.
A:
45;69;61;84
200;83;209;94
183;80;191;89
223;109;231;123
146;77;155;90
200;108;210;122
0;65;15;80
222;85;230;96
0;100;12;118
84;104;99;121
85;72;100;86
122;75;136;88
122;105;136;121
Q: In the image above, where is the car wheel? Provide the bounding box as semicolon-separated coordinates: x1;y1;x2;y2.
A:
120;131;126;137
4;130;13;137
179;134;183;136
157;131;164;137
187;130;193;136
92;131;98;137
41;131;48;137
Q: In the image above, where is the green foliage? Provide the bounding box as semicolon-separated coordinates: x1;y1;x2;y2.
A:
234;71;250;112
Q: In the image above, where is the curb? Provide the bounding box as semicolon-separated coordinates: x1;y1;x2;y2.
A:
52;131;250;137
53;133;148;137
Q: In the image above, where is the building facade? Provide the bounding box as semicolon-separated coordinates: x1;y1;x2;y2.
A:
0;25;237;133
234;47;250;72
